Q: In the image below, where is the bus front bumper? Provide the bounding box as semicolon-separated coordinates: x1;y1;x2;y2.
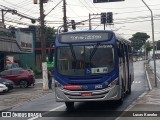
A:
55;85;121;102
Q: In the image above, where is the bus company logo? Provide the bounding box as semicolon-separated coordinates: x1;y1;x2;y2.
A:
2;112;11;117
86;68;91;74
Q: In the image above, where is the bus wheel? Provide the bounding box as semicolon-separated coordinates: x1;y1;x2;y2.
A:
127;76;131;94
65;102;74;110
117;86;124;105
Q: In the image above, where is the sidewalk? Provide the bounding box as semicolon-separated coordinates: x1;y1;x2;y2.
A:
0;81;52;111
117;62;160;119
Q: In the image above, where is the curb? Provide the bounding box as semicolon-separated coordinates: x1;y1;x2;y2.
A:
145;65;152;90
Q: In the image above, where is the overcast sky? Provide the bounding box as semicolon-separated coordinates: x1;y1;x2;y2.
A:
0;0;160;41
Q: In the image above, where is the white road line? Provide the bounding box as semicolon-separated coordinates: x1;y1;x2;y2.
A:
146;66;152;90
28;104;65;120
115;92;147;120
49;104;65;111
150;67;160;82
133;81;141;84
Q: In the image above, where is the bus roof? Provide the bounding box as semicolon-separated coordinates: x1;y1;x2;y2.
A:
57;30;131;45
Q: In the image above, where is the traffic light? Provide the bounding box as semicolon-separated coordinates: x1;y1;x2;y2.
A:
33;0;37;4
107;12;113;23
101;12;106;24
31;19;36;24
71;20;76;30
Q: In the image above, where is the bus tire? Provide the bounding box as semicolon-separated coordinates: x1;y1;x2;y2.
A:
127;76;131;94
117;85;124;105
65;102;74;110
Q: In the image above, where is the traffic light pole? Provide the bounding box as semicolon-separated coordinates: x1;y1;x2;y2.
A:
142;0;157;87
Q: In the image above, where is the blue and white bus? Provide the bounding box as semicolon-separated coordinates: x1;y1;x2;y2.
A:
51;30;134;109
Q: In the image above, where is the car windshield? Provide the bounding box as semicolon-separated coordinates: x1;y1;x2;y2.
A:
6;63;19;69
57;44;115;76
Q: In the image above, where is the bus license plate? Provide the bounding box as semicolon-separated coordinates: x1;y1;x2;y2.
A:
81;92;92;96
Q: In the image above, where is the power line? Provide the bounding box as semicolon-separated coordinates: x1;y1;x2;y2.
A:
45;0;63;17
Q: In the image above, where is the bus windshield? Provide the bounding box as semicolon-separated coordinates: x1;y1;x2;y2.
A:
57;44;114;76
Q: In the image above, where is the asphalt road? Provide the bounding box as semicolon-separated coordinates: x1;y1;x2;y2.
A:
149;59;160;79
0;61;149;120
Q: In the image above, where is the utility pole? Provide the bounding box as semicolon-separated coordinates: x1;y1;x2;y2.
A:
142;0;157;87
63;0;68;32
39;0;48;90
1;9;17;28
89;13;92;30
1;10;5;28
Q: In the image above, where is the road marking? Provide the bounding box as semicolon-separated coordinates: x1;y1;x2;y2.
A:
146;69;152;90
28;104;65;120
49;104;65;111
115;91;148;120
133;81;141;84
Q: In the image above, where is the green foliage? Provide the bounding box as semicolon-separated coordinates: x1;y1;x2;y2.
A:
45;27;56;43
33;67;42;75
144;41;153;54
129;32;150;51
132;32;150;40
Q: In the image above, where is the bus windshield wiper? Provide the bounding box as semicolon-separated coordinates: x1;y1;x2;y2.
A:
89;42;101;60
69;44;77;68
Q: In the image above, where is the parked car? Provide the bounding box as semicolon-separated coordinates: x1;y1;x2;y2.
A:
6;62;19;70
0;68;35;88
0;83;8;93
0;78;14;91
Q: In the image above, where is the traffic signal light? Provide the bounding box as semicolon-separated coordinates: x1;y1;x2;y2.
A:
101;12;106;24
31;19;36;24
71;20;76;30
107;12;113;23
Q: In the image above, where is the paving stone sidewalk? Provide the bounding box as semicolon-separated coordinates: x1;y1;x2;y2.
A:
0;83;53;111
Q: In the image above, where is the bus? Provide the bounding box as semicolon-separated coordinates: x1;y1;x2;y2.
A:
50;30;134;109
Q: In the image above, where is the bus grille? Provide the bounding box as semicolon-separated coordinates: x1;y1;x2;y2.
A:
63;89;110;100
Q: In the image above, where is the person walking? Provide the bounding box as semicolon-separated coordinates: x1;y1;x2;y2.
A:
48;69;52;89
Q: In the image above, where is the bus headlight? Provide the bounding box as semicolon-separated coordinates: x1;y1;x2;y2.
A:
54;80;63;89
108;78;118;87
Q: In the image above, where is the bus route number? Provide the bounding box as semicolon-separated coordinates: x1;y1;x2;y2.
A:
95;84;103;89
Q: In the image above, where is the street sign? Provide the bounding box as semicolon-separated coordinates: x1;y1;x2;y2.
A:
93;0;124;3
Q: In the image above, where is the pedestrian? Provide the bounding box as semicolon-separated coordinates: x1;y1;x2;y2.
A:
48;69;52;89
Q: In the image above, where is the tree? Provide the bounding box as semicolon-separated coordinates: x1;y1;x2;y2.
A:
45;27;56;44
144;41;153;59
129;32;150;51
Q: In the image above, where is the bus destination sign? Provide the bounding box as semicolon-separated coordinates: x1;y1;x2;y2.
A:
93;0;124;3
60;32;111;43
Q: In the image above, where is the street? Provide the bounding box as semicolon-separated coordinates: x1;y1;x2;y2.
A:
149;59;160;80
0;61;149;120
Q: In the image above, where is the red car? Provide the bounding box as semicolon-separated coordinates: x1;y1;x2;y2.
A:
0;68;35;88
